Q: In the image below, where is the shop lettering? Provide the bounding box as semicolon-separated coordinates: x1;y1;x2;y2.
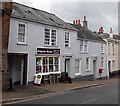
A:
37;48;60;54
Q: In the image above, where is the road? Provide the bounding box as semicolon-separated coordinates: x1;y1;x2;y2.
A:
9;83;119;104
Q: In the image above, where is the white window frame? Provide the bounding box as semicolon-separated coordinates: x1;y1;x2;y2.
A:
84;41;88;52
112;43;115;55
80;40;88;52
44;28;57;46
108;43;110;55
17;22;27;44
112;60;115;69
86;58;90;71
75;59;81;75
36;56;60;74
101;43;104;53
101;57;104;68
80;40;84;52
51;29;57;46
65;32;70;47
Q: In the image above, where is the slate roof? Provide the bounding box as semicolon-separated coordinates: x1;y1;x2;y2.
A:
11;2;77;31
113;35;120;40
70;24;106;43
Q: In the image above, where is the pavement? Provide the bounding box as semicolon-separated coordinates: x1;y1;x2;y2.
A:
1;77;119;104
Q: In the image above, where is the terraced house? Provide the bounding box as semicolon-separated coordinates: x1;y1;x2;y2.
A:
7;2;107;86
98;27;119;77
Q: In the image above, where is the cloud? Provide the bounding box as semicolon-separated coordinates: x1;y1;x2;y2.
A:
50;2;118;34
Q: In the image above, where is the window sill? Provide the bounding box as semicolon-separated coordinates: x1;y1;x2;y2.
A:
17;43;28;46
86;70;90;72
101;52;104;54
75;73;81;76
65;47;71;49
44;45;58;47
79;52;88;54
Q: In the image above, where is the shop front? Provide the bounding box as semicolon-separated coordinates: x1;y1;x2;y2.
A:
34;48;61;85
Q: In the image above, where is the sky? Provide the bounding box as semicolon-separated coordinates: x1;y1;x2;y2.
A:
13;0;119;34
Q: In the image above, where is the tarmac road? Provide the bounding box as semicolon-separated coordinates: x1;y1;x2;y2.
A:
11;82;119;104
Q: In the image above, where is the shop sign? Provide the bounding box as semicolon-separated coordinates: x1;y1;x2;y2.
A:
37;48;60;54
34;74;42;84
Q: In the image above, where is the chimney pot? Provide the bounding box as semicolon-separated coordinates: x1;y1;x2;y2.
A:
73;20;76;24
98;27;104;33
84;16;86;21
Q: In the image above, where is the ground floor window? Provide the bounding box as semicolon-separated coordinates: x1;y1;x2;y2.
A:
75;59;81;75
36;56;59;74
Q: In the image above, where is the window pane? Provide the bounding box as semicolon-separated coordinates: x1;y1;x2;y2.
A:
84;41;88;52
36;57;42;73
18;23;26;43
65;32;70;47
80;40;83;52
54;57;59;72
44;28;50;46
51;30;56;46
43;57;48;73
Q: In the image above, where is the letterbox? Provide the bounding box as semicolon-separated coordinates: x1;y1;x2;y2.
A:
99;69;102;73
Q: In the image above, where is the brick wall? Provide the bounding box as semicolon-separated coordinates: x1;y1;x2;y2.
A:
1;1;12;91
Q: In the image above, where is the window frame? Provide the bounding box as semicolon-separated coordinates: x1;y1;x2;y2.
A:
101;43;104;53
75;59;81;75
44;28;57;46
17;22;27;44
65;32;70;47
101;57;104;68
86;58;90;71
36;56;60;74
80;40;88;52
108;43;110;55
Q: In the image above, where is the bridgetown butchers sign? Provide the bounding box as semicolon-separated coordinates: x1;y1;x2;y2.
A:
37;48;60;54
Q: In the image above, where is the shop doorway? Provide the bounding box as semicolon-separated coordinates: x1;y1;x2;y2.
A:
65;59;70;76
93;60;97;79
108;61;111;74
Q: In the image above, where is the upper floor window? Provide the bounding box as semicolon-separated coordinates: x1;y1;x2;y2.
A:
84;41;88;52
112;44;115;55
44;28;57;46
108;43;110;55
101;43;104;53
18;22;26;44
65;32;70;47
101;57;104;68
80;40;88;52
80;40;84;51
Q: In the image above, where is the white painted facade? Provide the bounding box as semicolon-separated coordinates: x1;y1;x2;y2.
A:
8;17;108;85
102;34;119;76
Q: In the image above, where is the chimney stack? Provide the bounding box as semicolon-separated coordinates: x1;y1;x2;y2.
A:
110;28;113;33
83;16;87;28
109;28;113;38
98;27;104;34
73;20;81;25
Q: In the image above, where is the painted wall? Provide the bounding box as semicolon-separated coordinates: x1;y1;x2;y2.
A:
8;18;107;83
